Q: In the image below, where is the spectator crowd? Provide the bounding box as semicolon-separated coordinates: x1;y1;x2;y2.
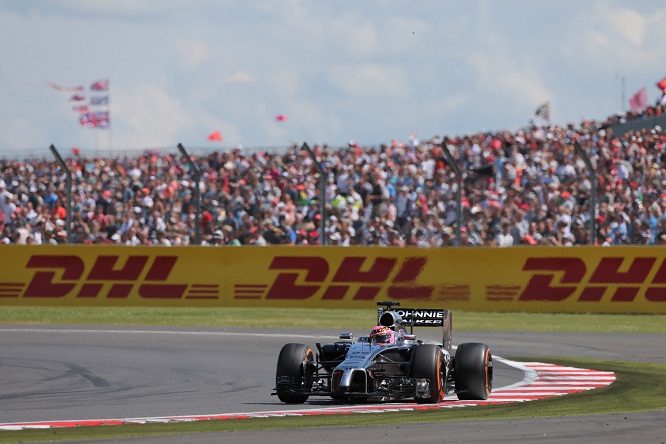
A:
1;103;666;248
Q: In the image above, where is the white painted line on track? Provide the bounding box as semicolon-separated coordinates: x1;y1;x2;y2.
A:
0;328;617;431
0;359;616;431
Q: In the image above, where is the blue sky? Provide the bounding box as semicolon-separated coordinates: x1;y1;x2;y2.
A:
1;1;665;157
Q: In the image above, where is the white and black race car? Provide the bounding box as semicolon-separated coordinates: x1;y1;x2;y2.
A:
273;301;492;404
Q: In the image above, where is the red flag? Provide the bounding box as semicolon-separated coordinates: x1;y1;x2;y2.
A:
72;147;80;156
69;94;86;101
90;79;109;91
47;82;84;92
657;77;666;92
207;130;222;141
275;115;288;121
629;87;647;112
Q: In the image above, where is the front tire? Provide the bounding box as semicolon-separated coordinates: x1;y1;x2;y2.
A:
410;344;446;403
276;343;314;404
454;342;492;400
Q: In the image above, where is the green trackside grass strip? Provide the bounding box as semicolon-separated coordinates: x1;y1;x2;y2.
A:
1;358;665;443
0;306;665;333
1;308;665;442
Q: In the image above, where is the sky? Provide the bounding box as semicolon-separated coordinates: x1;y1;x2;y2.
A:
1;0;665;158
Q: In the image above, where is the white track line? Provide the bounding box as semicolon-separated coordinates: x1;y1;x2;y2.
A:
0;357;616;431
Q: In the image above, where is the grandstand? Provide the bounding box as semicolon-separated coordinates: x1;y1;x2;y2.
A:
1;103;665;247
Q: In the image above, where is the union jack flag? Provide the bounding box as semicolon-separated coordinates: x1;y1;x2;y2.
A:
80;111;110;128
90;79;109;91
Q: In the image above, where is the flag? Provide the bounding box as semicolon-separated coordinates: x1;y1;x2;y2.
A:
629;87;647;112
80;111;110;128
47;82;84;92
71;147;80;156
207;130;222;141
90;95;109;106
275;114;288;121
69;94;86;101
72;105;89;113
90;79;109;91
657;77;666;92
535;102;550;122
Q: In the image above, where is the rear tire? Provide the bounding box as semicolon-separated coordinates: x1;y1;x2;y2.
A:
410;344;446;404
276;343;314;404
455;342;492;400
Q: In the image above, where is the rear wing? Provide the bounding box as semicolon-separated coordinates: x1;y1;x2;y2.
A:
377;302;453;355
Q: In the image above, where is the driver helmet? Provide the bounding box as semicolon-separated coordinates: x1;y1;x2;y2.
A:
370;326;395;345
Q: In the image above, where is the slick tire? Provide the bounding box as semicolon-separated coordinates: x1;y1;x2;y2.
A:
275;343;314;404
410;344;446;404
454;342;493;400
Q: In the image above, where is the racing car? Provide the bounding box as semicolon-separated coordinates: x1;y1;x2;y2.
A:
273;301;492;404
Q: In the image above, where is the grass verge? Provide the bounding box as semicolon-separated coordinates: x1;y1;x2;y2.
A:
1;357;665;443
1;306;665;333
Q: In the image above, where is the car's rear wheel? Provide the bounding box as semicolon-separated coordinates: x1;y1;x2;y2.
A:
276;343;314;404
410;344;446;403
454;342;492;400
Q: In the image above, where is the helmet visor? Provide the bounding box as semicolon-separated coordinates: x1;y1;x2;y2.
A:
373;334;392;343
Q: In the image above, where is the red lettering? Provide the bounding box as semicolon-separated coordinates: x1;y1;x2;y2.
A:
322;286;348;300
388;257;434;300
519;258;586;302
78;283;103;298
645;287;666;302
88;256;148;280
578;287;606;302
392;257;427;282
650;259;666;284
611;287;639;302
265;256;328;300
589;258;655;283
145;256;178;281
108;284;133;298
138;257;185;298
23;254;185;299
332;257;396;282
24;255;84;297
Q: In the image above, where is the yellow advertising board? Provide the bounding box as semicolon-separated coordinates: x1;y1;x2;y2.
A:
1;245;666;313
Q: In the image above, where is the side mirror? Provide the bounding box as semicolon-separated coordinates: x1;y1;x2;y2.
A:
339;332;353;340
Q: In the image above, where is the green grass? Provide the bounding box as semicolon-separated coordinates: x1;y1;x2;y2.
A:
2;357;665;443
0;306;665;333
1;307;665;442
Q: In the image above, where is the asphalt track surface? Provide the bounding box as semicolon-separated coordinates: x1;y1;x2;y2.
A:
1;325;665;443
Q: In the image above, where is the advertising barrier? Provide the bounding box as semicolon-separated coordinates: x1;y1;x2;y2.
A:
1;245;666;313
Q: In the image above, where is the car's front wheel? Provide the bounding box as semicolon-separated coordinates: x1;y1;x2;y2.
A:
275;343;314;404
454;342;492;400
410;344;446;403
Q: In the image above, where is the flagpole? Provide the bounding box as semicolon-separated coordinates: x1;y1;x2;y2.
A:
616;72;626;113
108;78;112;155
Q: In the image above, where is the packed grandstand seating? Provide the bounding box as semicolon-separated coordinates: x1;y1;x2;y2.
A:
1;103;666;247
